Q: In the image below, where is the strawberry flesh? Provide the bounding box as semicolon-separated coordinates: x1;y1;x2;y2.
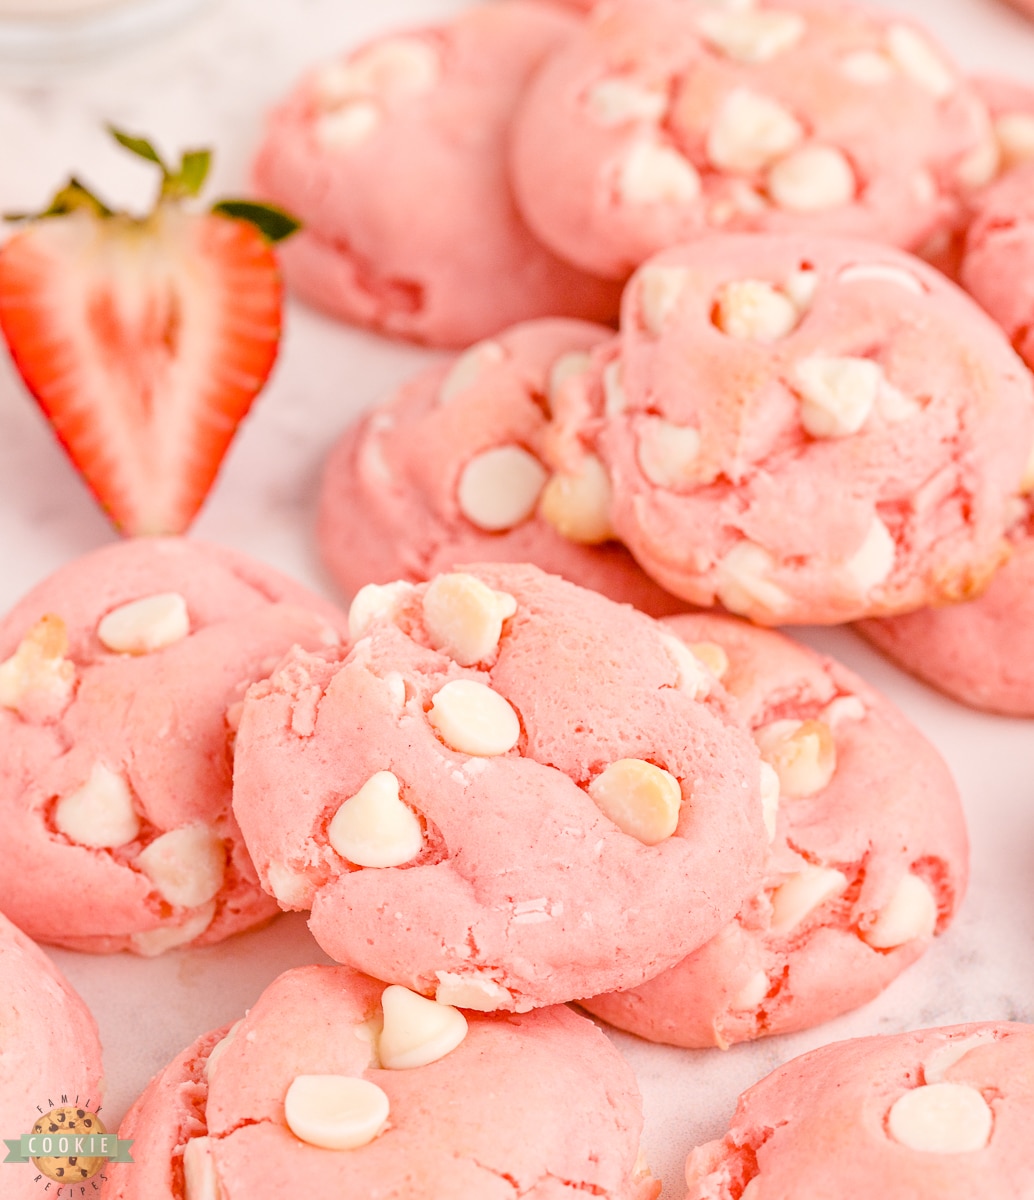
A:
0;204;283;535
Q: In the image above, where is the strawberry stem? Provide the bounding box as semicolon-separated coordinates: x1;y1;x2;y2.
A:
5;178;112;222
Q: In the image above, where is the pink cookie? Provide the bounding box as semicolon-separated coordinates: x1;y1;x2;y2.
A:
583;613;967;1048
233;563;767;1011
510;0;992;280
105;964;660;1200
0;911;105;1199
921;75;1034;278
541;234;1034;624
318;317;685;617
960;162;1034;371
857;507;1034;717
252;3;621;348
685;1022;1034;1198
0;538;347;954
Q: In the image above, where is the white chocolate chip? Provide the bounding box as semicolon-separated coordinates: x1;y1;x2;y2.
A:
427;680;520;757
457;446;548;532
886;25;956;98
732;968;770;1011
637;419;702;489
0;614;75;718
716;542;791;618
54;763;140;849
265;861;316;909
130;899;216;956
660;633;712;700
348;580;415;641
137;825;226;909
602;361;626;416
378;985;468;1070
205;1020;243;1082
638;265;691;336
422;573;517;667
619;141;701;206
548;352;592;405
586;78;668;126
714;279;798;342
784;265;819;311
183;1136;221;1200
327;771;423;868
284;1075;389;1151
698;9;805;63
755;718;836;799
911;168;938;207
924;1031;997;1084
794;355;879;437
759;760;780;842
587;758;682;845
97;593;189;655
821;694;866;728
315;101;381;150
434;971;514;1011
437;340;506;404
957;136;1000;190
768;145;855;212
840;49;895;85
538;454;614;545
996;112;1034;170
318;38;440;105
1020;441;1034;494
842;517;896;592
837;262;925;294
769;865;848;933
690;642;729;681
707;89;803;173
887;1083;992;1153
862;873;938;949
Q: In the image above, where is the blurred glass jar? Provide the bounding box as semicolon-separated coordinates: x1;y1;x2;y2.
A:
0;0;208;62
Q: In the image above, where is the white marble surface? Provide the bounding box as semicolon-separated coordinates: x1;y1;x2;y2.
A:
1;0;1033;1194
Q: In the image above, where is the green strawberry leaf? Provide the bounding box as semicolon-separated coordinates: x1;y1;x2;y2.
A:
176;149;212;197
108;126;169;172
212;200;301;243
5;178;113;222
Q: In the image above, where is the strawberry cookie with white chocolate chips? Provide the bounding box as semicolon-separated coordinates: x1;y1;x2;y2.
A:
510;0;994;280
0;538;347;954
105;964;660;1200
684;1022;1034;1199
232;563;767;1011
541;234;1034;624
317;316;685;616
582;613;967;1048
0;127;297;537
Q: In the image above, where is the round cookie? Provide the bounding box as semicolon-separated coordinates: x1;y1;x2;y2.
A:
252;2;621;348
541;234;1034;624
510;0;993;280
232;563;768;1011
318;317;685;617
0;538;347;954
960;162;1034;371
857;506;1034;717
104;964;660;1200
582;612;967;1048
685;1022;1034;1198
0;911;105;1199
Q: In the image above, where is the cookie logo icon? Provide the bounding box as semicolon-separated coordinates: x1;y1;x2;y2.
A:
31;1107;107;1183
4;1097;132;1191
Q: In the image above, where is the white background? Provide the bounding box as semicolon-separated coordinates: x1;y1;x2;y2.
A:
1;0;1033;1193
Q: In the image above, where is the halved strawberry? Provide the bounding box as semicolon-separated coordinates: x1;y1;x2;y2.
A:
0;129;298;536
